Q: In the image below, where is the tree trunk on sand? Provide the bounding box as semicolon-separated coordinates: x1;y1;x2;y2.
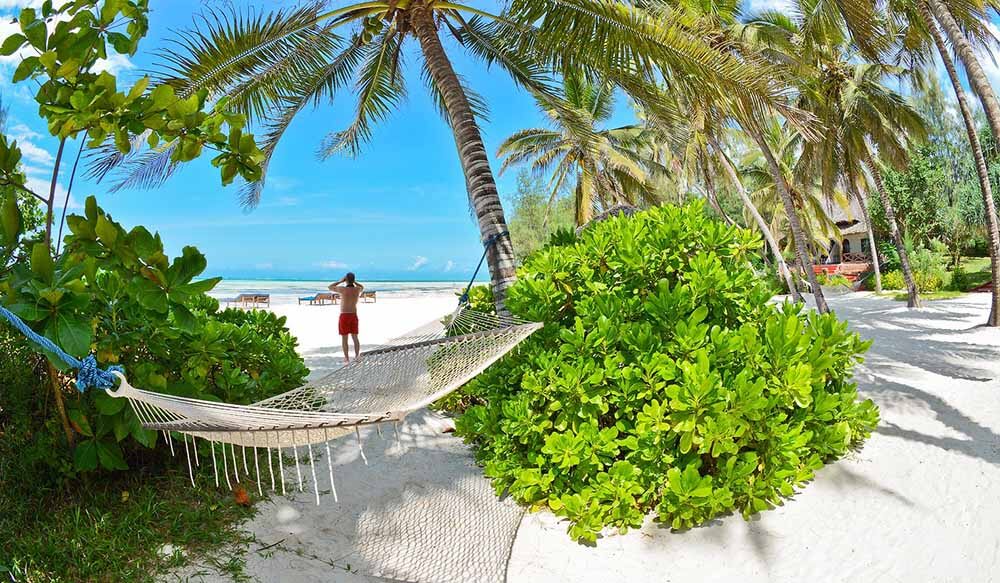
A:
863;149;921;307
411;5;516;311
746;127;827;311
921;2;1000;325
848;180;882;293
712;140;800;300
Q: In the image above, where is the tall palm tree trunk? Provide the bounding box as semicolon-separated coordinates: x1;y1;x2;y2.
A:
411;5;516;311
848;181;882;293
746;127;827;311
921;2;1000;325
699;149;735;226
862;149;921;307
926;0;1000;149
712;140;800;299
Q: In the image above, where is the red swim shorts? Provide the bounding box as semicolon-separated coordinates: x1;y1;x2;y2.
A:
339;313;359;335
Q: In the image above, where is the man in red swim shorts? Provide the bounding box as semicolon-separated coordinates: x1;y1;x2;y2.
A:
329;273;363;364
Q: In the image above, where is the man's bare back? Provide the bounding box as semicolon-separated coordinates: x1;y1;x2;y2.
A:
332;284;361;313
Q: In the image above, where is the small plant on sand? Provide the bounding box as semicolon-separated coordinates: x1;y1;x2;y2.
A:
453;202;879;543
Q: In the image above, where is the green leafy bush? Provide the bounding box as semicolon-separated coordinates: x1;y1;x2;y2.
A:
1;197;308;475
881;270;943;292
453;203;879;542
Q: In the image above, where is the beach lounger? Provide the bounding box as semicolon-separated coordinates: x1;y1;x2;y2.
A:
226;293;270;309
362;290;377;303
225;293;256;308
298;292;338;306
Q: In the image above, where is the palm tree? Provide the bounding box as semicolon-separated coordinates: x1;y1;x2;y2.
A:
797;56;927;306
739;120;847;265
91;1;803;312
655;88;800;296
709;137;800;298
742;9;924;306
664;2;830;311
818;0;1000;322
496;74;666;225
907;1;1000;324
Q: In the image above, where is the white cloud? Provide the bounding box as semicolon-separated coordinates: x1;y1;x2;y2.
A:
320;260;348;269
443;260;455;272
18;140;54;165
8;123;41;141
255;262;273;270
91;53;135;76
25;175;66;203
744;0;793;13
409;256;429;271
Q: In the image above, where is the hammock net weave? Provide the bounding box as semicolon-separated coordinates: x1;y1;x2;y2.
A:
105;305;541;499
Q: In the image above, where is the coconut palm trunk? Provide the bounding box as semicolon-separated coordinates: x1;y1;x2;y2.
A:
747;127;827;312
411;5;516;311
712;140;800;299
699;149;735;226
848;181;882;293
926;0;1000;148
862;149;921;307
920;3;1000;325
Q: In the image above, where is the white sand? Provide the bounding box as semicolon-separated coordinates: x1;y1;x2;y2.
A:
270;295;461;379
170;292;1000;582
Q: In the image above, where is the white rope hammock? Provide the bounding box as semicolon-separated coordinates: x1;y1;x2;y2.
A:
105;305;541;502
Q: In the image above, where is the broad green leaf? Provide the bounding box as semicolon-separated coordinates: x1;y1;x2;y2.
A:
67;408;93;437
94;390;126;415
0;33;25;56
96;440;129;471
12;56;38;82
95;214;118;246
48;311;92;357
30;243;54;282
8;303;47;321
1;194;21;246
73;440;99;471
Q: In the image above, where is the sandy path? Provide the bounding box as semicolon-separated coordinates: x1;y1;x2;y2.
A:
169;293;1000;582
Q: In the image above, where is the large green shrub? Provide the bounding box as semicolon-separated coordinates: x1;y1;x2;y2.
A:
454;203;879;542
881;270;943;292
1;197;308;475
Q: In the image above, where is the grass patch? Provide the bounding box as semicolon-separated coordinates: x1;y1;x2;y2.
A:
885;290;965;302
0;459;260;582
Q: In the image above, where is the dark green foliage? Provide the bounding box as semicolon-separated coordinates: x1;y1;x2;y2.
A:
872;146;947;245
453;203;879;542
1;197;308;474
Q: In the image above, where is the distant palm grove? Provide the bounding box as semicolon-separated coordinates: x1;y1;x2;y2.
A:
95;0;1000;326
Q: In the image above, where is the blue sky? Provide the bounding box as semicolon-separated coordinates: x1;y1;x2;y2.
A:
2;0;998;281
0;0;635;282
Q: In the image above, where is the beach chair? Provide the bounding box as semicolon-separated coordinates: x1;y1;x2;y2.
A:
225;293;256;308
298;292;338;305
362;290;377;303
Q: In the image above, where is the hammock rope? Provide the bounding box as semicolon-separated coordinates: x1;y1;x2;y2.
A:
0;304;122;391
459;229;508;305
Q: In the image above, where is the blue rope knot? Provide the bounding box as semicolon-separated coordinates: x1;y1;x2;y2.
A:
0;305;125;392
75;354;123;392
